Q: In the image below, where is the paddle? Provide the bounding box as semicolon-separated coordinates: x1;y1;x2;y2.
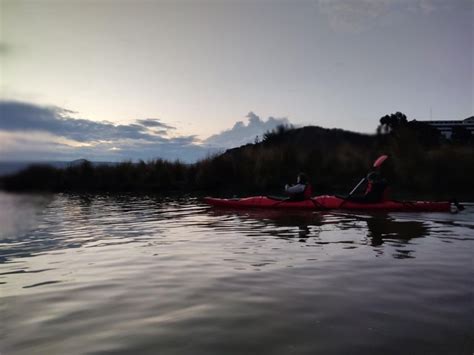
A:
344;154;388;203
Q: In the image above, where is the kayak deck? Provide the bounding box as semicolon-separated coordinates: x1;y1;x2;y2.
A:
204;195;451;212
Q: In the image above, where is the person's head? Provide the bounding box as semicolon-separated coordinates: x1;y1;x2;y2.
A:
297;173;308;184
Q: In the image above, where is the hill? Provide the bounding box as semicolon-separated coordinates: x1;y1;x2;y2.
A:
1;122;473;199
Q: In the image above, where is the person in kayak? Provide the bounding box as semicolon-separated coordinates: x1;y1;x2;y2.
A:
285;173;313;201
348;171;389;203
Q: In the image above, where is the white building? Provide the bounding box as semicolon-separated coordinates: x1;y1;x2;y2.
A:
421;116;474;139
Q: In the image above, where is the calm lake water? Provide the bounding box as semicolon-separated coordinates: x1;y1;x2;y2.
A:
1;192;473;355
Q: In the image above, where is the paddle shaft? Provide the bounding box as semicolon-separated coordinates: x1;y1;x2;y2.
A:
339;155;389;208
348;155;388;197
349;177;366;196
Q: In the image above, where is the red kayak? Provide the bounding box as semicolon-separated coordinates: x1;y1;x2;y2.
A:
204;195;452;212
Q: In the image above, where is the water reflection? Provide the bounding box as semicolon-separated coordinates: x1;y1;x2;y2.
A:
365;214;429;245
208;208;323;242
206;208;430;259
364;214;429;259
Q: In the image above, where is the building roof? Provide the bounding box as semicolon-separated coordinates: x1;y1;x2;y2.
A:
420;117;474;125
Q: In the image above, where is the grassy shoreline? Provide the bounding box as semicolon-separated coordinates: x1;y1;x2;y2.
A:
2;122;473;200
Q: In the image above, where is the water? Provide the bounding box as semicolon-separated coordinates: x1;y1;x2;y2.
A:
1;192;473;355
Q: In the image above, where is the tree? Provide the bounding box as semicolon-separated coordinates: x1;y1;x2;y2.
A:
262;124;294;142
377;112;408;134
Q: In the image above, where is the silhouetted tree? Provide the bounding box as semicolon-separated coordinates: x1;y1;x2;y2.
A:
377;112;408;134
263;124;294;143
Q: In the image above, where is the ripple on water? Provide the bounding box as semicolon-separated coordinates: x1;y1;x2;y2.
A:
0;193;473;355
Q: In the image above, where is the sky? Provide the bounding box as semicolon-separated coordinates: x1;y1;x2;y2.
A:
0;0;472;162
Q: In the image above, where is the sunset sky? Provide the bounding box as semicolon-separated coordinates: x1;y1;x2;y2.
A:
0;0;472;161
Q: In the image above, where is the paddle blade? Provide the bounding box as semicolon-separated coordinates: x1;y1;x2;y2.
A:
373;155;388;168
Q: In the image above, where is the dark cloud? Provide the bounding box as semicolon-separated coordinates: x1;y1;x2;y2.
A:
204;112;291;148
0;101;175;142
151;129;169;136
137;118;176;130
0;100;213;162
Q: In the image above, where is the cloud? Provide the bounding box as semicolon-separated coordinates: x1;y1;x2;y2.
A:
136;118;176;130
0;129;213;163
318;0;445;33
0;101;174;143
0;102;292;162
418;0;436;14
0;100;212;162
204;112;291;148
318;0;391;33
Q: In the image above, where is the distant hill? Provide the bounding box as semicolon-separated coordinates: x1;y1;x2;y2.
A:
0;161;67;177
0;160;116;177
